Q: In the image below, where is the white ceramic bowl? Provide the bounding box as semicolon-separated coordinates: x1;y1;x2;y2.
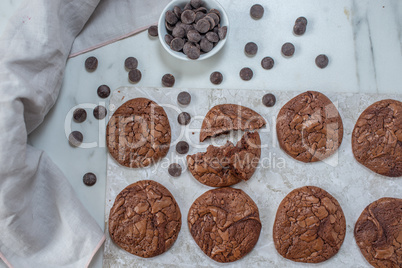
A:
158;0;229;61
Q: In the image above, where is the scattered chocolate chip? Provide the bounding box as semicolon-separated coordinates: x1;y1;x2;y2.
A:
261;57;274;70
83;172;97;186
176;141;189;154
165;10;178;25
174;6;182;18
165;34;174;45
97;85;111;98
187;30;201;43
181;10;196;24
195;19;210;33
148;25;158;37
93;105;107;120
316;54;329;68
250;4;264;19
240;67;253;81
124;57;138;70
73;108;87;123
170;38;185;51
177;91;191;105
293;17;307;36
172;26;186;38
210;71;223;85
245;42;258;56
295;16;308;26
206;32;219;43
128;69;142;83
200;38;213;52
262;93;276;107
85;56;98;72
178;112;191;125
162;74;175;87
282;42;295;57
218;26;227;40
69;131;83;147
168;163;182;177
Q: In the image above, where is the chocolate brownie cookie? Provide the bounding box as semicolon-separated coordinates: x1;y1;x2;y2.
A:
354;198;402;268
188;187;261;262
276;91;343;162
106;98;171;168
352;99;402;177
200;104;266;142
109;180;181;258
187;132;260;187
273;186;346;263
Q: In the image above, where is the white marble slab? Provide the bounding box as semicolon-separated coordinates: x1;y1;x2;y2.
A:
104;86;401;267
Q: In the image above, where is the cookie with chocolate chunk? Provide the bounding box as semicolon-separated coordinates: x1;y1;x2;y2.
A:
273;186;346;263
106;98;171;168
352;99;402;177
276;91;343;162
354;197;402;268
188;187;261;262
187;132;261;187
200;104;266;142
109;180;181;258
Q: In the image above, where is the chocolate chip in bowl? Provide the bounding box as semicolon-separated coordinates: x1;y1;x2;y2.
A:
158;0;229;61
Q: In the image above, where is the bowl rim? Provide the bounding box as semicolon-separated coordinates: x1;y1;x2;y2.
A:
158;0;229;61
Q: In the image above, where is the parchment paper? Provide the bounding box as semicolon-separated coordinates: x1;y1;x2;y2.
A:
104;86;401;267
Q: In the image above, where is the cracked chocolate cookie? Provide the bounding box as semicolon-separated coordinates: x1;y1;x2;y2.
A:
200;104;266;142
106;98;171;168
109;180;181;258
187;132;261;187
273;186;346;263
188;187;261;262
354;198;402;268
352;99;402;177
276;91;343;162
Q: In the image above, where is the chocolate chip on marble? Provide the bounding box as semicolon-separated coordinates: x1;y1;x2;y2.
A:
178;112;191;125
282;42;295;57
69;131;83;147
177;91;191;105
165;34;174;45
190;0;202;9
210;71;223;85
128;69;142;83
206;32;219;43
316;54;329;68
93;105;107;120
85;56;98;72
165;10;178;25
262;93;276;107
148;25;158;37
195;19;210;33
295;16;308;26
124;57;138;70
162;74;175;87
245;42;258;56
181;10;196;24
97;85;111;98
218;26;227;40
293;17;307;36
250;4;264;19
168;163;182;177
172;26;186;38
73;108;87;123
170;38;185;51
200;38;213;52
174;6;182;18
176;141;190;154
83;172;97;186
187;30;201;43
240;67;253;81
261;57;274;70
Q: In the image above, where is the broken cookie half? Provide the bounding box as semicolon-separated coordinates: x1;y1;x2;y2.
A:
187;131;261;187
